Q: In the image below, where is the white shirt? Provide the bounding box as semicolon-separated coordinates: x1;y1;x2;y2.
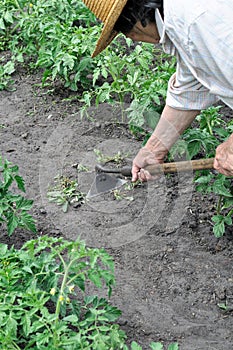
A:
156;0;233;110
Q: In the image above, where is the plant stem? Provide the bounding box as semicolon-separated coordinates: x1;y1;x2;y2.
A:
11;341;21;350
216;195;223;215
55;261;71;318
14;0;25;14
206;118;213;135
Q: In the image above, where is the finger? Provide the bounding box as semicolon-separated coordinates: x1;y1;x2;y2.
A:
138;169;154;182
131;165;140;182
214;164;233;176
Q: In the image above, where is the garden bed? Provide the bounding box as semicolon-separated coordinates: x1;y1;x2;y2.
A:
1;68;233;349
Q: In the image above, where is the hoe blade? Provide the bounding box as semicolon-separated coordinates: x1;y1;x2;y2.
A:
86;173;127;199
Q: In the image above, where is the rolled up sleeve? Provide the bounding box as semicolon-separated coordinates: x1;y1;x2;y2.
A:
166;58;219;110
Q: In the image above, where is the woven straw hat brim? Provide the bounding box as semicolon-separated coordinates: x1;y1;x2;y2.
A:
83;0;128;57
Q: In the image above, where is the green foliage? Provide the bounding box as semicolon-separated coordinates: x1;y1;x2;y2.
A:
169;105;233;238
47;175;85;213
0;0;98;91
192;107;233;237
0;156;36;235
82;44;175;122
170;106;229;160
183;128;218;159
0;236;121;349
0;235;178;349
0;0;175;132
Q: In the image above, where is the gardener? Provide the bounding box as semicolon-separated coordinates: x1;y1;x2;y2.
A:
81;0;233;181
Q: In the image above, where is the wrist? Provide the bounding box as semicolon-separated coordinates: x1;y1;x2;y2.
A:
142;144;168;161
144;136;168;158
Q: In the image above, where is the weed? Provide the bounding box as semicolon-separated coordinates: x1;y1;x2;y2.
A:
113;188;134;202
77;163;89;173
0;155;36;235
94;149;129;165
112;180;142;201
47;175;85;212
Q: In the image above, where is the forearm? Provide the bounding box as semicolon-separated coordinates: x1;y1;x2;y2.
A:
145;105;200;156
132;105;200;181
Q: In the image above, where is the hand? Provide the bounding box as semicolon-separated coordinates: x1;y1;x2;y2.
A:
214;134;233;176
131;147;165;182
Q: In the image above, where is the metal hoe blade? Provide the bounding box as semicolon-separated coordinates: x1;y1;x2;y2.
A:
86;173;128;199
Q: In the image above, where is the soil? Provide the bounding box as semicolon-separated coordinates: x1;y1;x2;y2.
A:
1;69;233;350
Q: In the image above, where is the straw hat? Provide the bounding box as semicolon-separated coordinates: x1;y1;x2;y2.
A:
82;0;128;57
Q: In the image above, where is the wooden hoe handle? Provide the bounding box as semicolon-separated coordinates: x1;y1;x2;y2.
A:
144;158;214;176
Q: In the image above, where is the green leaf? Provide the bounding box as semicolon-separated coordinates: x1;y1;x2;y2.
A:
212;215;222;223
187;141;201;158
102;306;121;322
225;216;232;226
15;175;25;192
78;57;91;72
22;314;31;336
168;343;179;350
212;180;233;197
0;18;6;30
88;271;102;288
22;266;33;274
150;342;163;350
0;243;8;256
16;198;33;210
20;212;37;233
213;221;225;238
6;315;17;337
63;315;78;323
195;174;213;184
218;303;228;310
4;11;14;24
62;201;69;213
84;295;97;305
4;61;15;75
75;275;85;292
131;341;142;350
7;214;19;235
222;197;233;209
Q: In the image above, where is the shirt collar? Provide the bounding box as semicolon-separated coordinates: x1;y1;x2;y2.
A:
155;8;166;43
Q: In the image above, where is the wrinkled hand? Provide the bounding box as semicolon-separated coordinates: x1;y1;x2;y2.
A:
214;134;233;176
132;147;165;182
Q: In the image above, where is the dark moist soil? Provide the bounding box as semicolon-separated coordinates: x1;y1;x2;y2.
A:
1;69;233;350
